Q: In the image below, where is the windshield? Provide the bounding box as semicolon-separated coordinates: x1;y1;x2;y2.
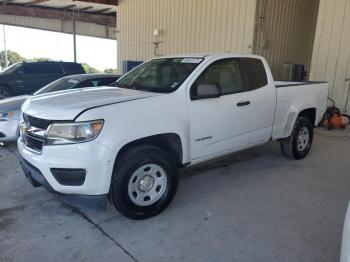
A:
34;77;80;95
114;57;203;93
1;63;22;74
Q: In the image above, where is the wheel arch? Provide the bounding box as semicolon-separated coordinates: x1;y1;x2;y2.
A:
114;133;184;169
277;106;318;139
298;108;317;126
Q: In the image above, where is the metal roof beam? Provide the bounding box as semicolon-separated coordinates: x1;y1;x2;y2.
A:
0;3;116;26
94;7;111;13
24;0;49;6
61;4;76;10
76;5;93;11
74;0;118;6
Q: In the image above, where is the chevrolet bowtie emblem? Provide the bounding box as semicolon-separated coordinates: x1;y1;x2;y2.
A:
20;121;30;134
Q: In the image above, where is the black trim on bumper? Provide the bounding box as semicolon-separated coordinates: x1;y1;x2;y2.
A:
18;155;55;193
51;168;86;186
17;154;107;210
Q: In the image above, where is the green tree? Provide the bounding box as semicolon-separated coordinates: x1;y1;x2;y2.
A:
104;68;117;74
32;57;52;62
82;63;100;74
0;50;26;68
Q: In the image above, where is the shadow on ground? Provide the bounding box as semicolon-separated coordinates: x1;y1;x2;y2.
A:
1;128;350;262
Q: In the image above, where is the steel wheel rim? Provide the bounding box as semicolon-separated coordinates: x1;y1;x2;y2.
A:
128;163;168;206
297;127;310;151
0;89;9;100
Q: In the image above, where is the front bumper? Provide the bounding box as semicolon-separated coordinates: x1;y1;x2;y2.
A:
18;155;107;210
17;138;115;208
0;119;19;142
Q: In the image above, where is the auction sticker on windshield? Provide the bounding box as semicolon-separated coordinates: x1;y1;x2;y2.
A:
181;58;203;64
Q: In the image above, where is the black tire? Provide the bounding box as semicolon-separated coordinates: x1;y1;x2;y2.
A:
280;116;314;160
0;86;11;100
110;144;178;219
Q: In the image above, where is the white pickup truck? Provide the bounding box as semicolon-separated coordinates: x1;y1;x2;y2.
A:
17;54;328;219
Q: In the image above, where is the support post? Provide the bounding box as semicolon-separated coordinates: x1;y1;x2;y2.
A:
73;19;77;62
3;25;8;69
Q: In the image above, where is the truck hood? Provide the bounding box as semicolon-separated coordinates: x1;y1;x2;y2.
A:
0;95;31;112
22;86;160;120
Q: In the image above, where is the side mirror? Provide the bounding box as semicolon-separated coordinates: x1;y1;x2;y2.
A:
193;84;221;100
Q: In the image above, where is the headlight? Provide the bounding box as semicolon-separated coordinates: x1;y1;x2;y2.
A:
46;120;104;145
0;111;14;121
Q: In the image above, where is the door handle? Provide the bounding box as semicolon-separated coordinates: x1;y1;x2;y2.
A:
236;101;250;107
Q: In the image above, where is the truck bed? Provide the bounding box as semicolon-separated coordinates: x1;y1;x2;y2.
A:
275;81;327;87
272;81;329;139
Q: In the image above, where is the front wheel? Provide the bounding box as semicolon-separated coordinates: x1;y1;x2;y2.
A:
280;116;314;160
110;145;178;219
0;86;11;100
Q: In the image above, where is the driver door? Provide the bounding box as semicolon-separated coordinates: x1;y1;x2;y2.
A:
190;58;253;161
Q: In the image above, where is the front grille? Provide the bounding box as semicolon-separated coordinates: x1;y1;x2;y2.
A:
22;134;45;152
23;113;54;129
21;113;53;153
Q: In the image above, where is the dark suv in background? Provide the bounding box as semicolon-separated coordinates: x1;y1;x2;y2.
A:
0;61;85;99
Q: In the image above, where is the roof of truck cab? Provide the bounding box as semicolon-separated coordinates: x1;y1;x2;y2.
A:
157;53;264;59
159;53;222;58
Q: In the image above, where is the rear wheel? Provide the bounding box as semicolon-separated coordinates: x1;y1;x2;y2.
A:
280;116;314;160
0;86;10;100
110;145;178;219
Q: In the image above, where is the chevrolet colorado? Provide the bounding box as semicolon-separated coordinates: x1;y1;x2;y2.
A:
17;54;328;219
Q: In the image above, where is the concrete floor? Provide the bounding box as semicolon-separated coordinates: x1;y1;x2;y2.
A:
1;128;350;262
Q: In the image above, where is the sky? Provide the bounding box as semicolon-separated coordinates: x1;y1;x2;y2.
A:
0;24;117;71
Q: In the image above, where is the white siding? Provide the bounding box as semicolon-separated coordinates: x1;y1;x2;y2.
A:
310;0;350;112
253;0;319;79
117;0;257;73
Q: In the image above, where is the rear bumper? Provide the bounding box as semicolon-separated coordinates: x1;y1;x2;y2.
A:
18;154;107;210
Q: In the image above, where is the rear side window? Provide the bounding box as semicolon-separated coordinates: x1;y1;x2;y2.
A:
39;64;64;74
80;79;101;88
63;63;85;74
102;77;119;85
240;58;268;90
75;78;104;88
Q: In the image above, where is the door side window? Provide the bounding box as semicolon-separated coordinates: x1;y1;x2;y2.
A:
18;64;39;75
75;79;105;88
191;58;246;98
240;58;268;90
39;64;64;74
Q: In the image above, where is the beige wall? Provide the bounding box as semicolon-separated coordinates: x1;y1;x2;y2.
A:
117;0;350;111
117;0;257;73
310;0;350;112
253;0;319;80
